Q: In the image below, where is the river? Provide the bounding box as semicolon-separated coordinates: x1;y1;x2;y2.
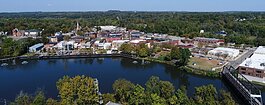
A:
0;57;264;103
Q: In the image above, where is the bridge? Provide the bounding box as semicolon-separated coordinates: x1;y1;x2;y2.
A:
222;48;263;105
222;66;263;105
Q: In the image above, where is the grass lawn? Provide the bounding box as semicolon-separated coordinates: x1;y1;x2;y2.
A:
188;57;221;71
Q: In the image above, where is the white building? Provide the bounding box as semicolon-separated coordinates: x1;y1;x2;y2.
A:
111;40;130;50
94;41;112;50
208;47;240;59
95;26;126;32
239;46;265;70
54;41;75;50
239;46;265;80
130;39;146;44
29;43;44;53
24;30;41;38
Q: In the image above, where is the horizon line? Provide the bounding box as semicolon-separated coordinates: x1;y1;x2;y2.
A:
1;10;265;13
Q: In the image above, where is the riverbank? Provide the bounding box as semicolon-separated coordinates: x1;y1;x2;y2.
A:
140;57;221;78
1;54;221;78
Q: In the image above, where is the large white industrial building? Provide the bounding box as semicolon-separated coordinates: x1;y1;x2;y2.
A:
208;47;240;59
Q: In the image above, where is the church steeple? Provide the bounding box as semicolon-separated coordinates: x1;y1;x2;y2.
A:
76;22;81;31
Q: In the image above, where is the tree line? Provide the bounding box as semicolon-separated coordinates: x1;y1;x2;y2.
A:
1;12;265;45
0;37;47;58
10;75;236;105
119;43;191;67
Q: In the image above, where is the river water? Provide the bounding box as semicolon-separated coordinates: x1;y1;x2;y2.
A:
0;57;264;103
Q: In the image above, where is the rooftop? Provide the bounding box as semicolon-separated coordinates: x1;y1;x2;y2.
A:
29;43;44;49
254;46;265;55
240;46;265;70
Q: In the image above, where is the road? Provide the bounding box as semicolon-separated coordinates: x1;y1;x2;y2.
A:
228;48;256;69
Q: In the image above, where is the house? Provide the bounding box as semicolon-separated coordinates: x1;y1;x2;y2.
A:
12;28;25;37
50;32;63;43
24;29;41;38
208;47;239;60
29;43;44;53
239;46;265;80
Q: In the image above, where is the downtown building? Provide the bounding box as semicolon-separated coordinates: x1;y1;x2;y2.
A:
239;46;265;80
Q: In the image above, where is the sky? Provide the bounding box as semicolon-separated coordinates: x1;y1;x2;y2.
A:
0;0;265;12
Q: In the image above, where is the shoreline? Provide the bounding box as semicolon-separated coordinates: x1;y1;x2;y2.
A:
0;54;222;78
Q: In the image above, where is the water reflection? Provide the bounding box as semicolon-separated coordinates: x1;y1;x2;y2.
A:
0;57;263;103
120;58;157;70
163;65;190;88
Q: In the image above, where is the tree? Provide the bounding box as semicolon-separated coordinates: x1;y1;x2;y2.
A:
176;48;191;67
102;93;116;104
56;75;99;105
128;84;146;105
145;76;161;95
219;90;236;105
10;75;237;105
136;43;149;57
170;47;180;60
175;86;190;105
150;93;167;105
119;43;134;54
160;81;175;99
46;98;59;105
112;79;135;104
10;91;32;105
194;85;218;105
32;91;46;105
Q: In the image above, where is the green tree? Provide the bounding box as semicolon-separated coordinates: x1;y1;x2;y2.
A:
150;93;167;105
145;76;161;95
102;93;116;104
56;75;99;105
128;84;146;105
219;90;236;105
46;98;59;105
175;86;190;105
32;91;46;105
160;81;175;99
136;43;149;57
10;91;32;105
176;48;191;67
194;85;218;105
119;43;134;54
170;47;180;60
112;79;135;104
